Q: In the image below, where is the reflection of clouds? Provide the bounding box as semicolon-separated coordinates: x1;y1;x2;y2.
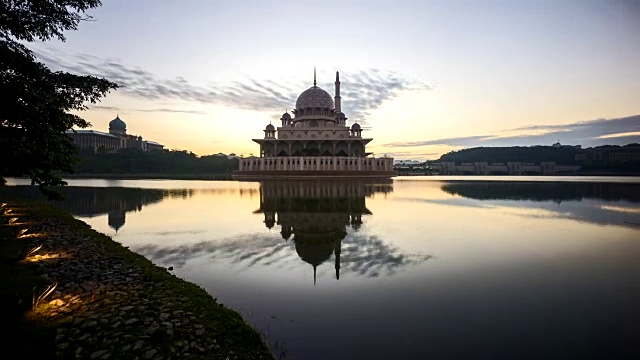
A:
600;205;640;214
341;233;432;278
392;196;492;209
133;231;431;278
135;233;294;268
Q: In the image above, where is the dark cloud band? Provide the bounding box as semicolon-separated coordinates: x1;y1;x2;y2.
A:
384;115;640;148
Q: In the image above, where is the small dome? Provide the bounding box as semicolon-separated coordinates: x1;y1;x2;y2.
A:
281;112;291;119
351;123;361;130
109;115;126;130
336;111;346;118
265;124;275;131
296;86;334;110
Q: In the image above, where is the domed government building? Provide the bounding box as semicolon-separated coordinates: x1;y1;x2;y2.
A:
233;71;396;179
66;115;164;153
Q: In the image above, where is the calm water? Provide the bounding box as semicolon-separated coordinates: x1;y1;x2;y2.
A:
3;177;640;360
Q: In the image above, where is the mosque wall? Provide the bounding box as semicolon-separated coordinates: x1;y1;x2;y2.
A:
239;156;394;172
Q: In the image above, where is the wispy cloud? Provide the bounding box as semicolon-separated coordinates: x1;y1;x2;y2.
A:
135;108;206;114
90;105;121;112
382;151;441;158
32;46;430;124
386;135;492;147
384;115;640;148
90;105;206;114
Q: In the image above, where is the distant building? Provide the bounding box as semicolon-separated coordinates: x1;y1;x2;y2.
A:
575;144;640;164
552;141;581;149
66;115;164;153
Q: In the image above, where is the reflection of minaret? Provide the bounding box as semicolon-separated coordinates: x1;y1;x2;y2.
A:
108;209;126;234
351;213;363;231
335;237;341;280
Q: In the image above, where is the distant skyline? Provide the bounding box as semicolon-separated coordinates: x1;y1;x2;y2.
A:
28;0;640;159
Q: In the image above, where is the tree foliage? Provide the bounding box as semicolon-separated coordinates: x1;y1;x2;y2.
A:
438;146;579;165
74;149;240;174
0;0;117;196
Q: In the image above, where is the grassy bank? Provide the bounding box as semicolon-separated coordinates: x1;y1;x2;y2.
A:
0;199;272;359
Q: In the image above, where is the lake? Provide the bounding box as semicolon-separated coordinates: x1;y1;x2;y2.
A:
3;177;640;360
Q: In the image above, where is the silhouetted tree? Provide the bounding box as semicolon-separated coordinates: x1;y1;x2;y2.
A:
74;149;240;174
0;0;117;196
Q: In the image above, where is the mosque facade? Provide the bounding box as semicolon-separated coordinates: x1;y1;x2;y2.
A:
66;115;164;153
233;71;396;179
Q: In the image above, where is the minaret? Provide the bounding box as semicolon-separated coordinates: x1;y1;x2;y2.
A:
334;71;341;113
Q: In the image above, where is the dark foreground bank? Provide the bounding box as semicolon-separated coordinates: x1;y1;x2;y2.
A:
0;199;272;360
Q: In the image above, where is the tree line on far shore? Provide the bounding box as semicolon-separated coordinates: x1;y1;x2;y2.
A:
74;148;239;174
438;146;580;164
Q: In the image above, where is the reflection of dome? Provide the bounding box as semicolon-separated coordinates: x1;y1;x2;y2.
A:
294;234;341;285
295;237;334;268
109;115;126;130
295;86;334;110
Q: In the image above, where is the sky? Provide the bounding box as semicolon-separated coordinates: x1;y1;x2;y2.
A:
28;0;640;159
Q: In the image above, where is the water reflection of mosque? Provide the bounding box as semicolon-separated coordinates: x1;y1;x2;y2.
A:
256;180;393;284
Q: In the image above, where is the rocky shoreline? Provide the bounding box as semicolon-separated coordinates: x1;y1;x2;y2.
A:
3;200;272;360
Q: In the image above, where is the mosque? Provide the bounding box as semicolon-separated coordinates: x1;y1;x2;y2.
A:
233;70;396;179
66;115;164;153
